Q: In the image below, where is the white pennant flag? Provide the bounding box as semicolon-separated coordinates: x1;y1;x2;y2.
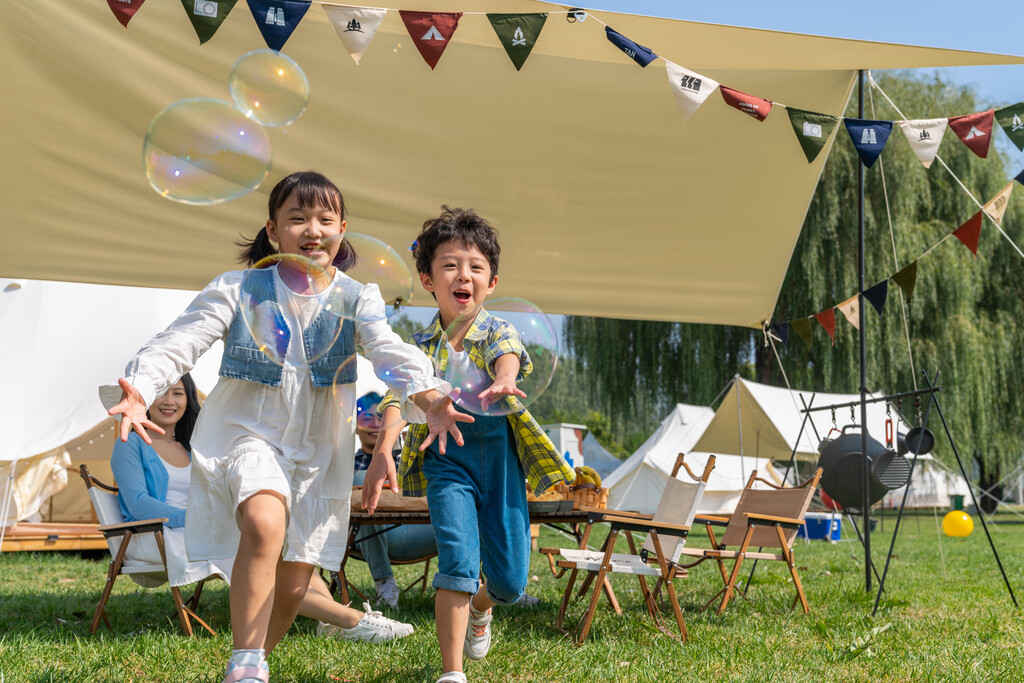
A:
323;5;387;65
664;61;719;122
837;295;860;329
899;118;946;168
983;181;1014;226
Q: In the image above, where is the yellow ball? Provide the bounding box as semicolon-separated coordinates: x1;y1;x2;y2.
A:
942;510;974;537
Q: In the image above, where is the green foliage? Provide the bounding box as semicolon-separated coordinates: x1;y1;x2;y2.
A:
564;71;1024;474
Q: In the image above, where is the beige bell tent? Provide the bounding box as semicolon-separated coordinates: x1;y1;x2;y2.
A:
3;2;1024;328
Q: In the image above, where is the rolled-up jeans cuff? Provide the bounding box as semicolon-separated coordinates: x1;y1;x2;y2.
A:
432;572;480;595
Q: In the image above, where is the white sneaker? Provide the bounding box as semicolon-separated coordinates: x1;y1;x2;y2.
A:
374;576;400;609
463;605;492;661
513;593;540;608
435;672;467;683
222;651;269;683
317;602;414;643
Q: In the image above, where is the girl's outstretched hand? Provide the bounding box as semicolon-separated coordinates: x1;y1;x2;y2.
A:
477;381;527;412
420;389;474;455
362;451;398;516
108;378;165;444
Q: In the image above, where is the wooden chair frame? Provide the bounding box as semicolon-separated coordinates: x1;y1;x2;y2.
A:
539;453;715;644
332;520;437;605
679;467;823;616
80;465;215;636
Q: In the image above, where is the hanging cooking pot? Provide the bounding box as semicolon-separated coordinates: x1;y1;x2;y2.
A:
816;425;911;510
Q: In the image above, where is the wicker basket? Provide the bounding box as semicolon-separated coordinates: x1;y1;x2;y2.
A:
554;482;609;510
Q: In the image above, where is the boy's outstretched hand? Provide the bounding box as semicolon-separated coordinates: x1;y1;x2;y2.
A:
108;378;165;444
420;388;474;455
477;380;527;412
362;451;398;516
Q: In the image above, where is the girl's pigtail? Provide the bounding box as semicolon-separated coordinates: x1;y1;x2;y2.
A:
237;226;277;267
333;238;358;272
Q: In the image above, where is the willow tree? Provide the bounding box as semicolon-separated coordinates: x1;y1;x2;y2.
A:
566;71;1024;478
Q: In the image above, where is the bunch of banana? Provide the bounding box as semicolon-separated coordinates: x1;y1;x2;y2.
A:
572;465;602;490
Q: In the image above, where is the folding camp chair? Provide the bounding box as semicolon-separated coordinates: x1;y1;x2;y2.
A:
79;464;215;636
681;467;823;615
334;538;436;605
540;453;716;643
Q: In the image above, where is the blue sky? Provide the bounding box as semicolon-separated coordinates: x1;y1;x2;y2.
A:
398;2;1024;334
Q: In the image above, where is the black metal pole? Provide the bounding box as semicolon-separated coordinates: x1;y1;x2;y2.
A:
922;371;1018;607
857;69;871;594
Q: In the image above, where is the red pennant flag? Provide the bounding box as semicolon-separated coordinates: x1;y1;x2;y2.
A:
400;11;462;69
107;0;146;27
952;211;983;256
948;109;995;159
814;308;837;345
719;86;772;122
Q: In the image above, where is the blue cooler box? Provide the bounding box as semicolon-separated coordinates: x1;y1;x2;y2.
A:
799;512;841;541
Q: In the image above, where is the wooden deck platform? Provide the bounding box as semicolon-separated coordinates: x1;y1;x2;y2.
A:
1;522;106;552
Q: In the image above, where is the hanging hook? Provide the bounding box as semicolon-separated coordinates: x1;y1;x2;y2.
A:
566;7;587;22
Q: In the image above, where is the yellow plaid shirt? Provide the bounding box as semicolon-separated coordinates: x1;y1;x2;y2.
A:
379;308;575;497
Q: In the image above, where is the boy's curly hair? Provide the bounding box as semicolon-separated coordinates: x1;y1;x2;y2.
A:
411;205;500;279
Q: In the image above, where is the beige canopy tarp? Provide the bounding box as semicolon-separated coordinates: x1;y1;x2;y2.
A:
4;1;1023;326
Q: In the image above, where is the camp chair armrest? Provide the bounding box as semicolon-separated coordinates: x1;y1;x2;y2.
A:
537;547;568;578
586;510;653;524
606;515;691;538
694;514;730;525
743;512;805;526
98;518;169;536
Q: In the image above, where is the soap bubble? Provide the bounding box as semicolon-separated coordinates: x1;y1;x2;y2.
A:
143;98;271;204
239;253;345;367
439;297;558;417
326;233;415;306
229;49;310;127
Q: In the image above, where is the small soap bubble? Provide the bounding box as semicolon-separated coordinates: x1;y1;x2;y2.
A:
143;98;271;205
229;50;310;127
240;253;343;367
438;297;558;418
325;233;415;306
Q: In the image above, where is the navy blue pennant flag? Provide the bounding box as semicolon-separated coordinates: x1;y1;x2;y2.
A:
844;118;893;168
247;0;310;51
1016;168;1024;187
863;281;888;316
770;322;789;347
605;26;657;67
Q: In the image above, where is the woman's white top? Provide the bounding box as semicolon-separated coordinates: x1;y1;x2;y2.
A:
162;460;191;510
100;265;445;566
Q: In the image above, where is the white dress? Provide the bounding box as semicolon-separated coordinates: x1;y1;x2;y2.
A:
101;265;442;568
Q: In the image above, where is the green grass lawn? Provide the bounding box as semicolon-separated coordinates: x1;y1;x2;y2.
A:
2;512;1024;682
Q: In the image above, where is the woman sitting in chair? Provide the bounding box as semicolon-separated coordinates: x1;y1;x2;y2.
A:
111;373;415;643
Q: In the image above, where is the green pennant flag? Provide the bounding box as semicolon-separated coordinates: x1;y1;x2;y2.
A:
181;0;237;44
995;102;1024;152
487;13;547;71
787;108;839;163
791;318;814;347
892;261;918;300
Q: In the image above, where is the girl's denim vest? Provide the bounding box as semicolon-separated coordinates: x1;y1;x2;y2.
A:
219;268;358;388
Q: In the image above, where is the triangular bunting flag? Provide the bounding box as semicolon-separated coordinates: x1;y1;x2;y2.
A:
983;182;1014;226
792;318;813;348
844;118;893;168
837;295;860;330
487;13;547;71
814;308;837;345
664;62;719;122
770;322;789;348
953;211;984;256
863;281;888;316
1017;168;1024;187
995;102;1024;152
899;118;946;169
948;109;995;159
605;26;658;67
787;108;838;163
181;0;237;44
400;11;461;70
892;262;918;300
719;86;771;121
323;5;386;65
108;0;146;28
246;0;310;51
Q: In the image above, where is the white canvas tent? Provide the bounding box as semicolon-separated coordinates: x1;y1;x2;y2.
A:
692;377;918;464
0;277;385;533
582;433;622;480
880;455;969;509
3;2;1023;327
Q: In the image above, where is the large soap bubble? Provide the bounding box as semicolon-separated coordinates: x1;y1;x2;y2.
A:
143;98;271;205
440;297;559;417
229;49;310;127
327;233;415;306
